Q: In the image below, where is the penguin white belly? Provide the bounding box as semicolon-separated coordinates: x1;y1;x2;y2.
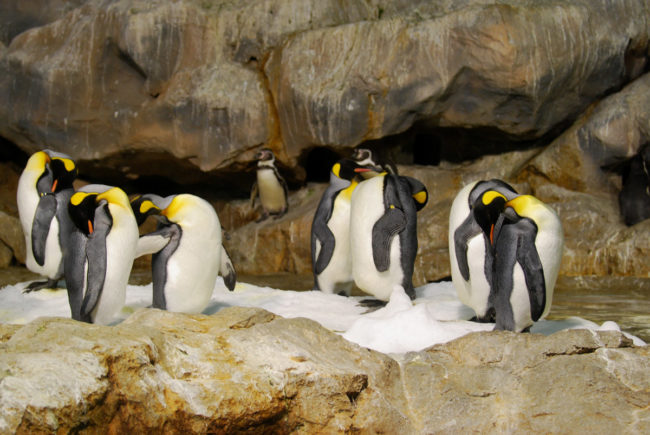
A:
257;170;285;212
464;235;491;317
448;181;480;313
164;232;221;313
535;222;564;319
510;263;533;332
317;195;353;293
350;177;403;301
91;212;139;325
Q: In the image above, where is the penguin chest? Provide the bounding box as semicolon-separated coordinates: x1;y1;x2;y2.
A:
257;170;286;212
463;235;492;316
317;194;353;288
350;177;403;300
163;231;221;313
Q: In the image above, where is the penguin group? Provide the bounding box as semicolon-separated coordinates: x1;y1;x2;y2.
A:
17;145;565;333
17;150;237;324
311;149;428;302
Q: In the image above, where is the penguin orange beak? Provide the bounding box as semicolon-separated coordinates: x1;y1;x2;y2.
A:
51;179;58;193
354;168;371;173
87;220;94;234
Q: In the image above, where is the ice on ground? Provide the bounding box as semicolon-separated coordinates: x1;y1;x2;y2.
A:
0;278;645;353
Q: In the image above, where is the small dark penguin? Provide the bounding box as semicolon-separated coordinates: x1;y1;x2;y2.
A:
311;158;378;295
619;145;650;226
131;193;236;313
448;180;519;322
17;150;77;292
65;185;139;324
491;195;564;332
251;148;288;221
350;172;428;301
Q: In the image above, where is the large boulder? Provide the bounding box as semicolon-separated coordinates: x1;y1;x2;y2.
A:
0;308;647;433
0;0;649;183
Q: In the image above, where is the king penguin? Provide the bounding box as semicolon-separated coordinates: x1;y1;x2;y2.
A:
349;172;428;301
17;150;77;292
251;148;289;221
448;179;519;322
65;184;139;324
311;158;378;295
130;193;236;313
490;194;564;332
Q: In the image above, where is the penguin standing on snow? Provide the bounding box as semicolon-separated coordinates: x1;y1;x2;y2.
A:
311;158;378;295
490;194;564;332
250;148;288;221
448;180;519;322
65;185;139;324
349;172;428;301
17;150;77;292
130;193;236;313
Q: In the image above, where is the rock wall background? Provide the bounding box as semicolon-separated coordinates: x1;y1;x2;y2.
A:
0;0;650;281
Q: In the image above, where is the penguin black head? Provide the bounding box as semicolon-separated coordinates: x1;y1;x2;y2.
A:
69;192;106;236
351;148;398;175
48;157;77;193
256;148;275;162
331;158;381;182
32;151;77;196
473;190;508;246
130;195;163;226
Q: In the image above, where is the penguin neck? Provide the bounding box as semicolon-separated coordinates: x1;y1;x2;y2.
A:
258;159;276;169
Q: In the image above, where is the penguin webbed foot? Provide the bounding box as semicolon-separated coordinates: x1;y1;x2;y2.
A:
469;308;496;323
358;298;387;309
256;212;269;223
23;278;60;293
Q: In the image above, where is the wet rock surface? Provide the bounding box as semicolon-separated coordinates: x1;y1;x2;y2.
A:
0;308;647;433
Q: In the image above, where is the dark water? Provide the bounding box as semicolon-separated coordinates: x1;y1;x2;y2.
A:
2;267;648;343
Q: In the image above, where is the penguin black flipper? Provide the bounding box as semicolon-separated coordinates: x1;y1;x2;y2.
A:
31;194;57;266
312;218;336;275
493;217;545;330
151;223;182;310
516;224;546;321
249;182;258;209
453;215;482;281
64;230;87;321
80;203;113;322
220;244;237;291
371;207;406;272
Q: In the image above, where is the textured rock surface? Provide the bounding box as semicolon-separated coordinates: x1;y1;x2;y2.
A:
0;0;649;179
0;308;648;433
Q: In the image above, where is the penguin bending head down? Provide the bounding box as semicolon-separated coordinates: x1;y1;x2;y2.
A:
17;150;77;292
350;172;428;301
490;194;564;332
448;179;519;322
251;148;288;222
311;158;379;295
65;185;139;324
131;193;236;314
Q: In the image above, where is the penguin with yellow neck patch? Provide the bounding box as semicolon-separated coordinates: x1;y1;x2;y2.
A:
65;185;139;324
490;194;564;332
17;150;77;292
449;180;519;322
311;158;379;295
130;193;236;313
350;172;428;301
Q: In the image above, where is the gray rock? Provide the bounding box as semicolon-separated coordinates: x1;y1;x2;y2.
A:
0;211;26;265
0;309;647;433
1;0;649;183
